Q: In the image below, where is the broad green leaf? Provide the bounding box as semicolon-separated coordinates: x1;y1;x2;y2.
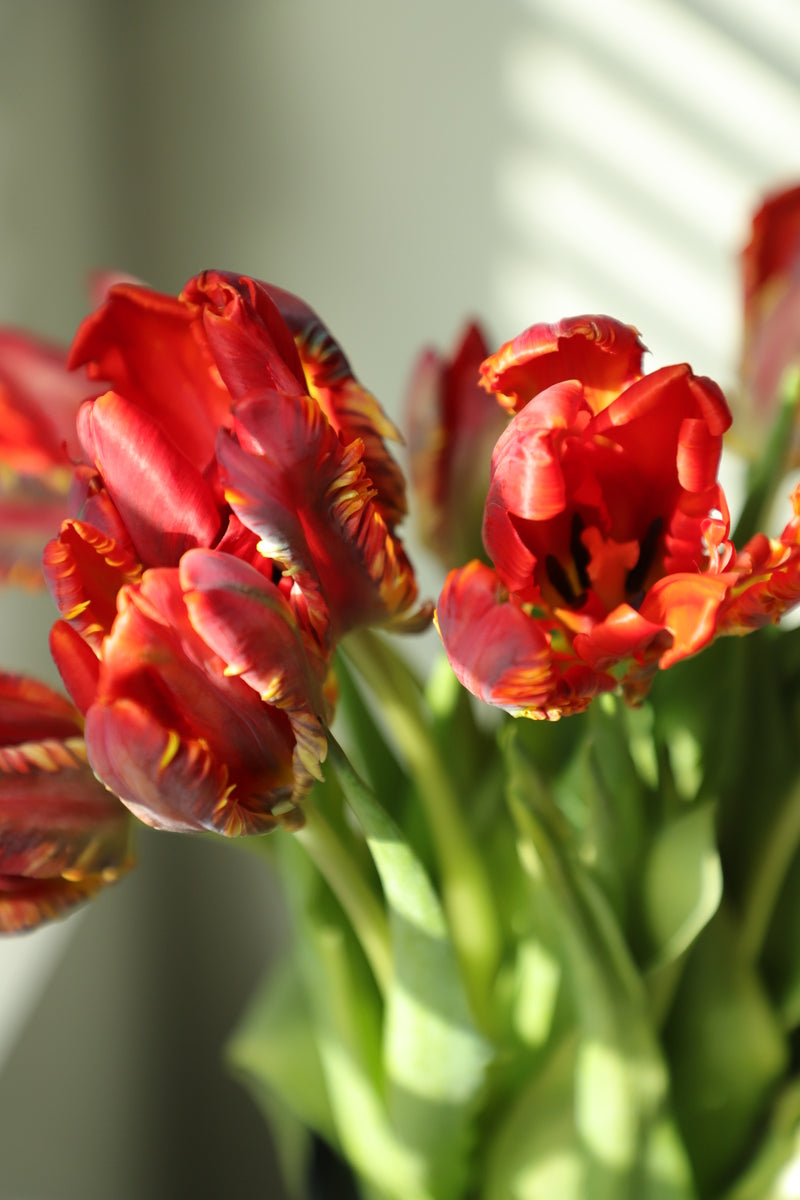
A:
664;905;789;1196
226;953;332;1198
723;1079;800;1200
502;725;695;1200
484;1035;587;1200
278;831;425;1200
641;802;722;968
329;737;491;1200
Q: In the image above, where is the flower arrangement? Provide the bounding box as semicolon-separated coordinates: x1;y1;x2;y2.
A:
2;185;800;1199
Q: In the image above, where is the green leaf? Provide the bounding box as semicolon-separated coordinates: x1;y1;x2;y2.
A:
226;953;332;1198
663;904;789;1196
328;735;491;1200
501;725;695;1200
722;1078;800;1200
641;802;723;969
279;830;425;1200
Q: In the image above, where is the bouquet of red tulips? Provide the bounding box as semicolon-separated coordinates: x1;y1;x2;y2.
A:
3;186;800;1200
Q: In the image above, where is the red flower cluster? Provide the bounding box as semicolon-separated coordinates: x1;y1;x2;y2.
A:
436;317;800;719
42;272;429;836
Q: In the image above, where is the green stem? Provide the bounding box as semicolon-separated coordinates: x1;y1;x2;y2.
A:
732;368;800;547
252;800;392;997
740;779;800;964
342;630;501;1030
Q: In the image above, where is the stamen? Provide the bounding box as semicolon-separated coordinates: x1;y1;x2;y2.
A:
570;512;591;590
545;555;580;605
626;516;664;599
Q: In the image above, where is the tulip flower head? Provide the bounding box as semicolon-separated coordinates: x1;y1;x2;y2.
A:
42;272;429;833
436;317;800;720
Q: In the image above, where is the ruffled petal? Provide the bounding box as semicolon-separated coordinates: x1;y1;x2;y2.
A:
43;519;143;647
436;561;557;715
0;671;133;934
481;316;646;415
218;389;429;636
68;281;233;471
77;391;222;566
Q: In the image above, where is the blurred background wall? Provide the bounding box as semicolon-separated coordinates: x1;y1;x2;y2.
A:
0;0;798;1196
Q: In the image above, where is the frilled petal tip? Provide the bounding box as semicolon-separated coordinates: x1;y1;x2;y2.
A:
718;489;800;632
219;389;429;637
0;731;133;934
436;561;556;714
639;571;735;668
480;316;646;415
436;561;615;720
85;697;306;837
44;518;143;648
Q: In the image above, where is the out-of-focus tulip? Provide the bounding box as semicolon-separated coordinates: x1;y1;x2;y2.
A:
739;184;800;461
406;322;507;569
0;330;94;585
0;672;133;932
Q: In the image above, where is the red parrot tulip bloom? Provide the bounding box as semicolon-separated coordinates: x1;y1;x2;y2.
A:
437;319;751;719
43;271;428;833
49;554;330;836
0;673;133;932
406;322;508;568
740;184;800;461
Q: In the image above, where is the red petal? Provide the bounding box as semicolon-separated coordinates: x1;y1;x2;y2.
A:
78;391;222;566
49;620;101;714
218;390;427;635
639;571;734;667
481;316;645;415
43;519;143;647
436;561;558;715
183;271;306;398
572;604;668;670
0;328;91;471
68;281;232;471
0;725;133;933
0;673;82;744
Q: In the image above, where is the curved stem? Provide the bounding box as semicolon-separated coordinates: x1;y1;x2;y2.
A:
250;801;392;997
342;630;501;1029
740;779;800;964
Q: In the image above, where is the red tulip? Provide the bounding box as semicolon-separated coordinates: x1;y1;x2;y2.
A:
0;672;132;933
0;329;94;585
49;552;330;836
437;325;744;719
406;322;507;568
740;184;800;460
66;272;428;635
